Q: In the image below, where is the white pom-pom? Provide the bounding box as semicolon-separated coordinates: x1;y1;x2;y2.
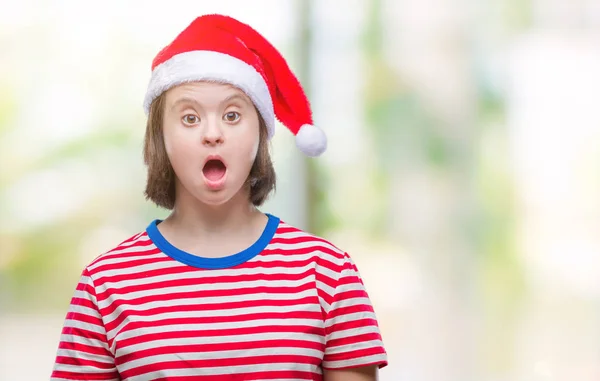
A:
295;124;327;157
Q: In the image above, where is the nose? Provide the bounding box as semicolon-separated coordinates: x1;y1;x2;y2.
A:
201;118;224;146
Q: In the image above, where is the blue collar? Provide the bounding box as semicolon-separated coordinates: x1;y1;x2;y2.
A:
145;213;280;269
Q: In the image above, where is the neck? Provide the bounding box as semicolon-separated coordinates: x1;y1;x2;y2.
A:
163;185;261;239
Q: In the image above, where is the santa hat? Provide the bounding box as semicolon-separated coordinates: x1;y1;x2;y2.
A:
143;14;327;157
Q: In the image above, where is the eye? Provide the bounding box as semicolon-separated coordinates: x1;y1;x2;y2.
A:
223;111;240;123
182;114;200;125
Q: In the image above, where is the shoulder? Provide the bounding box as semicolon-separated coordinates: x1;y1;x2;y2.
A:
274;219;344;254
83;228;156;277
273;218;354;272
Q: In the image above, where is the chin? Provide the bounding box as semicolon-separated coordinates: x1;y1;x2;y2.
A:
197;193;234;206
191;183;246;207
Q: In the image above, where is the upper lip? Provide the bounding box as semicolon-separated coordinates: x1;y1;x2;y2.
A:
203;154;227;168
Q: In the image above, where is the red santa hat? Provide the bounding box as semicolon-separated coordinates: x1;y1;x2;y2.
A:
143;14;327;157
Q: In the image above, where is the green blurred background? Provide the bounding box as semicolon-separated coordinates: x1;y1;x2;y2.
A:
1;0;599;380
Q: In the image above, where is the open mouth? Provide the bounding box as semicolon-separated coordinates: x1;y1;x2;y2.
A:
202;159;227;181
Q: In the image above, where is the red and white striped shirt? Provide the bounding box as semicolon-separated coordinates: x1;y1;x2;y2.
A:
51;214;387;380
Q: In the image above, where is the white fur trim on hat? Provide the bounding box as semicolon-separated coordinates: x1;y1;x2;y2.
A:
143;50;275;139
295;124;327;157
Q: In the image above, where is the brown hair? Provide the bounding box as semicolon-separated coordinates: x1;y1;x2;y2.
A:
142;93;276;209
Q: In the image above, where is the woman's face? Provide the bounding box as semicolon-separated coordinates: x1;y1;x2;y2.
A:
162;81;260;207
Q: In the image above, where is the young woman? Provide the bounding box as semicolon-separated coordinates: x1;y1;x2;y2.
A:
51;14;387;381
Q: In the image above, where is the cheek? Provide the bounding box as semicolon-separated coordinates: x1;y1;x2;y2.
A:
163;136;179;166
249;137;260;161
163;136;174;158
162;124;175;157
164;128;193;159
233;125;260;163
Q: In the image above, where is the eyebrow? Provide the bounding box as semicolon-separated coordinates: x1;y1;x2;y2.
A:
221;94;252;107
169;93;252;112
170;97;202;112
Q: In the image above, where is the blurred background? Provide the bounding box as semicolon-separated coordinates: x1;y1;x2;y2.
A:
1;0;599;380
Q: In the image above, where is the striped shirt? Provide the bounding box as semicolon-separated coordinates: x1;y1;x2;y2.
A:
51;214;387;380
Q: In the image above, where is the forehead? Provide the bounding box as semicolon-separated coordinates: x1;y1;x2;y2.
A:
165;81;252;107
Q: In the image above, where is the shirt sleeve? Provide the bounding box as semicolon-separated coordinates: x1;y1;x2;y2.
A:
321;252;388;370
51;268;120;380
